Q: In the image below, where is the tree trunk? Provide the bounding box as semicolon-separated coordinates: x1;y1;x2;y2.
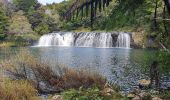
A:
163;5;169;36
154;0;158;30
91;1;94;29
164;0;170;15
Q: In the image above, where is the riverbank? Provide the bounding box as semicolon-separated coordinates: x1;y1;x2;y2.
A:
0;48;170;100
0;33;40;48
0;49;126;99
1;77;170;100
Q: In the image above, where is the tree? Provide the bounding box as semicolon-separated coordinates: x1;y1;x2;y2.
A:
27;8;59;34
0;7;8;40
164;0;170;15
27;9;45;29
45;16;59;32
13;0;39;12
8;11;34;34
34;22;49;35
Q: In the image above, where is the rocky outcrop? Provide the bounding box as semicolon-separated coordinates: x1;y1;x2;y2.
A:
131;31;145;48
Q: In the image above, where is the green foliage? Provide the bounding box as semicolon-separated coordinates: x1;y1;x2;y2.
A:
61;86;101;100
27;9;59;35
34;22;50;35
138;50;170;76
161;91;170;100
157;51;170;74
61;86;127;100
27;10;45;29
62;20;82;31
45;16;59;32
0;7;8;40
13;0;38;12
8;11;34;34
96;0;154;31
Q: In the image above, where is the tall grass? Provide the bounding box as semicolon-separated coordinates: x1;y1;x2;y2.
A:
0;79;40;100
1;49;106;93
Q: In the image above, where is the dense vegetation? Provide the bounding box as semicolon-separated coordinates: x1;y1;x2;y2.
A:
0;0;59;46
0;0;169;49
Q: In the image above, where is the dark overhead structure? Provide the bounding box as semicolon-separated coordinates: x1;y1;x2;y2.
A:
64;0;112;28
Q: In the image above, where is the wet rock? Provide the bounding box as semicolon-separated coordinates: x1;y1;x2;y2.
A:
52;95;63;100
138;79;151;89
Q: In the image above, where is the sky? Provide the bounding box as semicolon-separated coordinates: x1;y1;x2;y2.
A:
38;0;64;5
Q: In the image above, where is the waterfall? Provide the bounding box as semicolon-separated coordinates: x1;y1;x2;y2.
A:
37;32;130;48
116;32;130;48
75;32;113;47
38;32;74;46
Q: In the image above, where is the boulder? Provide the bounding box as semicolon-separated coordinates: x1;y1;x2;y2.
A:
138;79;151;89
127;93;135;98
52;95;63;100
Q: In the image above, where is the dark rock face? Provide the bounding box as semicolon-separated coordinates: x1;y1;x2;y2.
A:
111;32;119;47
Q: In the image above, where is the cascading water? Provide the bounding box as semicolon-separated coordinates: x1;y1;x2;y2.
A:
37;32;130;48
116;32;130;48
38;32;74;46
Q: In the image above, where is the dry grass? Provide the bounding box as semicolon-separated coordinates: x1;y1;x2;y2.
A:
61;69;106;89
1;49;106;93
0;79;40;100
